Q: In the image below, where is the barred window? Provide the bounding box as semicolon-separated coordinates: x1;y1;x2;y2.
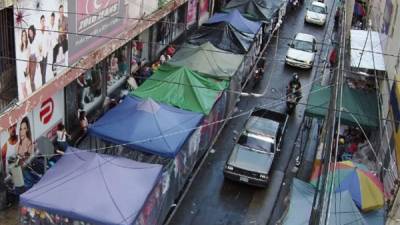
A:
0;6;17;112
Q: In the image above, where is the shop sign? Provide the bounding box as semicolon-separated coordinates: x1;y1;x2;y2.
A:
32;90;64;140
70;0;158;64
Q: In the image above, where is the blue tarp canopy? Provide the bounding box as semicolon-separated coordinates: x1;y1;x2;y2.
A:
89;96;203;158
20;148;162;225
206;9;261;34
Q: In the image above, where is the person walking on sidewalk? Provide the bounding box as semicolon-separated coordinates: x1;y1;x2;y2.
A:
329;48;337;72
56;123;70;153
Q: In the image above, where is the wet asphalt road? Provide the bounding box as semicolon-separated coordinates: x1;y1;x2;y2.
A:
167;1;336;224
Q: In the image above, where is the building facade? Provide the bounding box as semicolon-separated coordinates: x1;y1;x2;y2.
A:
0;0;212;209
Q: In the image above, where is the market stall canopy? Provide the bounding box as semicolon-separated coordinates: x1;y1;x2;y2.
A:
206;9;262;34
310;161;385;212
350;30;385;71
168;42;244;80
132;64;228;114
20;148;162;225
223;0;283;22
187;22;254;54
89;96;203;158
305;84;378;128
283;178;368;225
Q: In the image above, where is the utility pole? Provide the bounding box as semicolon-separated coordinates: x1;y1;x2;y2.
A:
309;1;346;224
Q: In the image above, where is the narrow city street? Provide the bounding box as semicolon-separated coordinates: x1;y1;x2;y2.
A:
167;0;336;224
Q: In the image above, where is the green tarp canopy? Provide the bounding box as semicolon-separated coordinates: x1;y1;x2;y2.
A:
305;84;378;128
168;42;244;80
131;64;228;115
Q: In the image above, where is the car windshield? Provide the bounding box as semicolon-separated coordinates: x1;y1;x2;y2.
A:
309;5;326;13
238;132;275;153
292;40;314;52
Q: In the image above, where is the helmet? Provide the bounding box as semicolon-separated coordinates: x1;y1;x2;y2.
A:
293;73;299;81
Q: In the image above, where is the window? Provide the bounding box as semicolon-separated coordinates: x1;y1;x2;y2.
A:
0;6;17;112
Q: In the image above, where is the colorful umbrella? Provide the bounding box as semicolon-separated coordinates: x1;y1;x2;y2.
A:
310;161;385;212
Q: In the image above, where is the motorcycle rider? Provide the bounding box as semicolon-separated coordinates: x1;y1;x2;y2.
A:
287;73;302;102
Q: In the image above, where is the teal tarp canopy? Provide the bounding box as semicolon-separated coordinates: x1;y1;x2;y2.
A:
283;179;368;225
131;64;228;115
223;0;283;22
168;42;244;80
305;84;378;128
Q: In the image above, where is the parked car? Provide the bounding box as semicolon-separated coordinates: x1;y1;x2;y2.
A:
305;1;328;26
223;108;288;187
285;32;317;69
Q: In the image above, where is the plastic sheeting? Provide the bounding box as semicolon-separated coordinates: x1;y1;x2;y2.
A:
223;0;283;22
20;148;162;225
350;30;385;71
206;9;262;34
89;96;203;158
132;64;228;114
168;42;244;80
187;22;254;54
79;93;229;225
305;84;378;128
283;178;368;225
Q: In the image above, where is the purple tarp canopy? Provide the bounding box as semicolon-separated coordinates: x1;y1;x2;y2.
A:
20;148;162;225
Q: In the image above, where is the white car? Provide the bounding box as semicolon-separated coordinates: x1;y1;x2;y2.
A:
305;1;328;26
285;33;317;69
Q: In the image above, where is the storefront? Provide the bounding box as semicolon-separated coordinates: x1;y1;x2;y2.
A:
0;90;64;200
153;5;186;56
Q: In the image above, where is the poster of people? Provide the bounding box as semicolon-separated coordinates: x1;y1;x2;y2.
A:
187;0;198;27
0;90;64;195
382;0;393;35
199;0;209;21
14;0;68;101
0;114;36;193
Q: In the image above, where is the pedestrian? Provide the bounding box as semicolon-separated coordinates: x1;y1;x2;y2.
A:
334;8;340;31
329;48;337;72
160;53;167;64
56;123;69;153
79;111;88;135
166;44;176;57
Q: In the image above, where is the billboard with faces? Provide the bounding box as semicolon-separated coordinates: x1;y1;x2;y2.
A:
0;90;64;190
14;0;69;101
14;0;159;102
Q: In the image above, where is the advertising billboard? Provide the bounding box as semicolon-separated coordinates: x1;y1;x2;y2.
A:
0;90;64;192
31;90;64;140
199;0;209;21
14;0;159;102
14;0;69;101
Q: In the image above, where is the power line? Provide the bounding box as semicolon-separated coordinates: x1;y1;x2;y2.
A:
17;77;333;203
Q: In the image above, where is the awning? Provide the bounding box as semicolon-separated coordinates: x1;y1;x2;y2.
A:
20;148;162;225
132;64;228;114
283;178;368;225
350;30;385;71
206;9;262;34
223;0;283;22
305;84;378;128
89;96;203;158
168;42;244;80
187;22;254;54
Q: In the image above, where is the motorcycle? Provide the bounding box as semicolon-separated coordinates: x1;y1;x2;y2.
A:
289;0;299;11
286;85;302;114
253;68;264;89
